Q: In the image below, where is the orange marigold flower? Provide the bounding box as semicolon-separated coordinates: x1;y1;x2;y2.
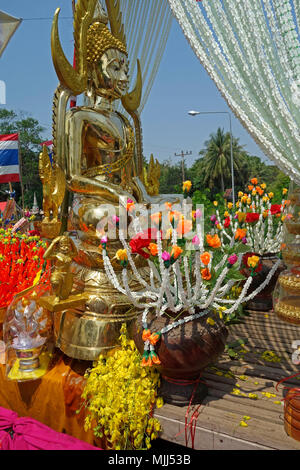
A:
200;251;211;265
148;243;158;256
235;228;247;240
250;178;258;185
201;267;212;281
206;234;221;248
171;245;183;260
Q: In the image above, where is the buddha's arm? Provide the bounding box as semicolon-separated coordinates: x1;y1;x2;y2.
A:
66;111;136;204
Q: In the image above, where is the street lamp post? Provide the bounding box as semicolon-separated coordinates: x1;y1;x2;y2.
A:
188;110;235;207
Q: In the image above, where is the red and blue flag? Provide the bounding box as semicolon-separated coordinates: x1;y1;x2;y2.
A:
0;133;20;183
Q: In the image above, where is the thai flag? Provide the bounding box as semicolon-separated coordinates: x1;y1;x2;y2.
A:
0;133;20;183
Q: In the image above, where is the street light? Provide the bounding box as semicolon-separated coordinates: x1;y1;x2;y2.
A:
188;110;235;206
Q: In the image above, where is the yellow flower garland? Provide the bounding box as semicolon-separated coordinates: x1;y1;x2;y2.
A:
81;324;162;450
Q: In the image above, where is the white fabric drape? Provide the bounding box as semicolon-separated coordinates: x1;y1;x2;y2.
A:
167;0;300;183
0;10;22;58
119;0;173;113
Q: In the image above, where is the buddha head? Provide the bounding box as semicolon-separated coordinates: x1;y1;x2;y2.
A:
86;21;129;100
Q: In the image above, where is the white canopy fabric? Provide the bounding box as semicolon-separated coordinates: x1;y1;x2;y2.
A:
0;10;22;58
167;0;300;183
118;0;173;113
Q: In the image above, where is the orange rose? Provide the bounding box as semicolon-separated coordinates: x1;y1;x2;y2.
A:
201;267;211;281
200;251;211;265
151;212;162;226
176;218;193;236
206;234;221;248
235;228;247;240
148;243;158;256
171;245;183;260
168;210;181;224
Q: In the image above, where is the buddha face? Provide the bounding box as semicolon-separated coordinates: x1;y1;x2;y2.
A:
94;48;129;99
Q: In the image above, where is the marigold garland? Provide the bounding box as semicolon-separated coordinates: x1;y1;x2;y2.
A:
81;324;162;450
0;229;49;308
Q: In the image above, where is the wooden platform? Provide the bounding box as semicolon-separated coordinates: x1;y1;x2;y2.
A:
154;310;300;450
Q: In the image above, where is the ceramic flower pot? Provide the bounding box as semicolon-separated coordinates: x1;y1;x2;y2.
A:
241;253;285;311
134;310;228;406
284;389;300;442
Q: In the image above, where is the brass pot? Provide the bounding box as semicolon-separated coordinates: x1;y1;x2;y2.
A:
54;307;139;361
134;310;228;406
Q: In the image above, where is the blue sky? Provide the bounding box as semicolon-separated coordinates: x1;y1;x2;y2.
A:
0;0;270;168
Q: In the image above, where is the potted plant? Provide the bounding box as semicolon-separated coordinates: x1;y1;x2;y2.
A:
208;178;287;310
99;182;275;404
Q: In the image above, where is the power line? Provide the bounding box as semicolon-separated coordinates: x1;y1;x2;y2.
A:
174;150;192;183
21;17;72;21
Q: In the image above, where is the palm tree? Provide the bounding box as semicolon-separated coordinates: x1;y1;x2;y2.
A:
199;128;247;195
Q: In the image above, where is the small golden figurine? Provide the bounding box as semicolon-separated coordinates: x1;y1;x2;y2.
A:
38;235;88;313
44;235;78;301
143;154;161;196
39;145;66;239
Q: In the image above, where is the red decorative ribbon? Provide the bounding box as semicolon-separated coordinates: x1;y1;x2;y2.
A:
163;375;207;449
276;371;300;405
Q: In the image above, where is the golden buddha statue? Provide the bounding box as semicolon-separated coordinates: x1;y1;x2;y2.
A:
44;0;181;360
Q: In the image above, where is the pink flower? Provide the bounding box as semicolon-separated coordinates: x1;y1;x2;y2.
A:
162;251;171;261
193;209;202;219
210;215;217;222
101;235;108;244
228;254;238;265
127;199;133;204
215;220;219;226
112;215;120;223
192;235;200;245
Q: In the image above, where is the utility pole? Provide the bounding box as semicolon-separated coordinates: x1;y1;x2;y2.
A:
174;150;192;183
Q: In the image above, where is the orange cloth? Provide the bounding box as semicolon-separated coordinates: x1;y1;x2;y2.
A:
0;351;99;447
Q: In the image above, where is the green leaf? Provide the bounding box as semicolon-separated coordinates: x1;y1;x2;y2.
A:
226;268;246;281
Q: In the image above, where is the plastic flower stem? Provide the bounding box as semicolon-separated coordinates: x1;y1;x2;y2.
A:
119;230;151;290
203;267;229;309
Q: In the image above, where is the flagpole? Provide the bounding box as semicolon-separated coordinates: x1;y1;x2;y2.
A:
18;139;25;211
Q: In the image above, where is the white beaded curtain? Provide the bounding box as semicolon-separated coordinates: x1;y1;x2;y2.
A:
118;0;173;113
167;0;300;183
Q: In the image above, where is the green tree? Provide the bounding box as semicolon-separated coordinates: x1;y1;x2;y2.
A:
158;159;183;194
198;127;247;196
0;109;45;208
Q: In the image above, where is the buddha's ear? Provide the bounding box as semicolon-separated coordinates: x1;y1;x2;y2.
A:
51;8;87;95
121;59;142;113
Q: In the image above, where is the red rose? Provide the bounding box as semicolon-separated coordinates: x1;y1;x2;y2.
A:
242;253;262;273
129;228;158;259
245;212;260;223
224;217;230;228
28;230;41;237
270;204;281;215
